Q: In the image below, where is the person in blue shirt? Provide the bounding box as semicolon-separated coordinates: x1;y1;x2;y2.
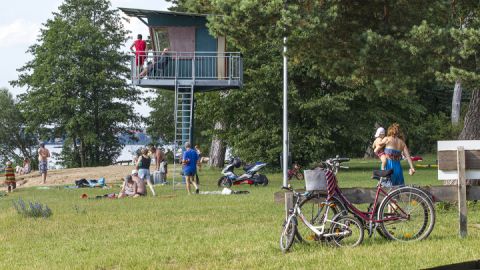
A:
182;142;199;194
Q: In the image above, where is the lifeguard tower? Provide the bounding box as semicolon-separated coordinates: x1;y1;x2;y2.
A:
120;8;243;147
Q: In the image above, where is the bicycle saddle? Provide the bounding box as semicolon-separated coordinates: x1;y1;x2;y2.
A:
371;169;393;180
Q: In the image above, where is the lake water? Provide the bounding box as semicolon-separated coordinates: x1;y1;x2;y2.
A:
45;144;146;169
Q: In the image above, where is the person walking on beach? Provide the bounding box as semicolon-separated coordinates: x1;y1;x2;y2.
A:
38;143;50;184
182;142;199;194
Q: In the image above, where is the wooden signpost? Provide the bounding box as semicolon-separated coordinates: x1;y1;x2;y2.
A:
438;140;480;238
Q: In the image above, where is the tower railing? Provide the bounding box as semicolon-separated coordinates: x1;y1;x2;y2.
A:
130;51;242;83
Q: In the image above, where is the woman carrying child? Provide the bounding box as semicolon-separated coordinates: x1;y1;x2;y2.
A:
374;123;415;186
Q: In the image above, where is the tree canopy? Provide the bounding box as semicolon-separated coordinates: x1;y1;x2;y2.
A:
11;0;140;167
0;88;37;164
159;0;479;167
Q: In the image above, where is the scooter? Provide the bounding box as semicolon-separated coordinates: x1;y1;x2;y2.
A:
217;157;269;187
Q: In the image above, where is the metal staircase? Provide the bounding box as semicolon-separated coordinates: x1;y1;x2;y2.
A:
172;83;194;188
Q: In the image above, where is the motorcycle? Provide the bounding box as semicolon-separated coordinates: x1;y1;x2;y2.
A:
217;157;269;187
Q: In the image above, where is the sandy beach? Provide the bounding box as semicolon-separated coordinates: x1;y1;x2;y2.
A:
2;165;139;190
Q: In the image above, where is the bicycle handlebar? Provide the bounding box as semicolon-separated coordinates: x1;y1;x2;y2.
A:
322;157;350;174
331;157;350;163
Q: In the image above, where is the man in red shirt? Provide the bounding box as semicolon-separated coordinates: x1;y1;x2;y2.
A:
130;34;147;73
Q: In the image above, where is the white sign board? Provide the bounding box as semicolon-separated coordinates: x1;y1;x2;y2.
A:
438;140;480;180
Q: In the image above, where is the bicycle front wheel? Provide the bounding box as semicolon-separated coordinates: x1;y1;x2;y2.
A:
217;176;232;188
296;192;345;243
329;215;364;247
280;216;297;253
377;188;435;241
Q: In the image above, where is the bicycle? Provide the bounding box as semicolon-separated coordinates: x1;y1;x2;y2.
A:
287;162;304;181
281;157;435;252
280;184;364;252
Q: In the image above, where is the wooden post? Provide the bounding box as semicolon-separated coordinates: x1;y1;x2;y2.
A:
457;146;467;238
284;192;293;219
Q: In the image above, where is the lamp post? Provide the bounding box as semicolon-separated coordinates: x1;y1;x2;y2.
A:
282;1;289;188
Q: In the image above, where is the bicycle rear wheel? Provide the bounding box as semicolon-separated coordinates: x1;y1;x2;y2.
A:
329;214;364;247
280;216;297;253
296;192;345;243
377;188;435;241
295;172;304;180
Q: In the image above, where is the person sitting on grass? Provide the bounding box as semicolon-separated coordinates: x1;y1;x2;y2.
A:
4;161;16;193
131;170;146;198
16;158;31;175
118;175;137;198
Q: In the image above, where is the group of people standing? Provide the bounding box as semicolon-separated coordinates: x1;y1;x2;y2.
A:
373;123;415;186
119;142;205;197
120;145;166;198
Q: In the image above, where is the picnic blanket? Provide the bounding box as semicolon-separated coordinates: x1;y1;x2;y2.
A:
74;178;106;188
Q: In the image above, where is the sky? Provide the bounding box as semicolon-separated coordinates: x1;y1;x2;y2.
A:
0;0;172;116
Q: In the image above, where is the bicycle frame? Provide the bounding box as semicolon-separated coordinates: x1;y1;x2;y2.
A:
289;192;351;238
287;164;302;180
335;181;410;224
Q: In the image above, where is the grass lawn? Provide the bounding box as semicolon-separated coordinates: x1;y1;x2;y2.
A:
1;157;479;269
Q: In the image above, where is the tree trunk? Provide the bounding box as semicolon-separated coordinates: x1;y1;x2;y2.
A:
79;138;86;168
459;89;480;140
451;80;462;125
448;90;480;185
208;121;226;168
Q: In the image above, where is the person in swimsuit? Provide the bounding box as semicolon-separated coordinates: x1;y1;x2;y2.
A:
374;123;415;186
372;127;387;169
118;175;137;198
131;170;146;198
38;143;50;184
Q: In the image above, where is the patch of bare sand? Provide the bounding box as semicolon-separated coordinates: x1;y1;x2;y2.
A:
9;165;139;189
